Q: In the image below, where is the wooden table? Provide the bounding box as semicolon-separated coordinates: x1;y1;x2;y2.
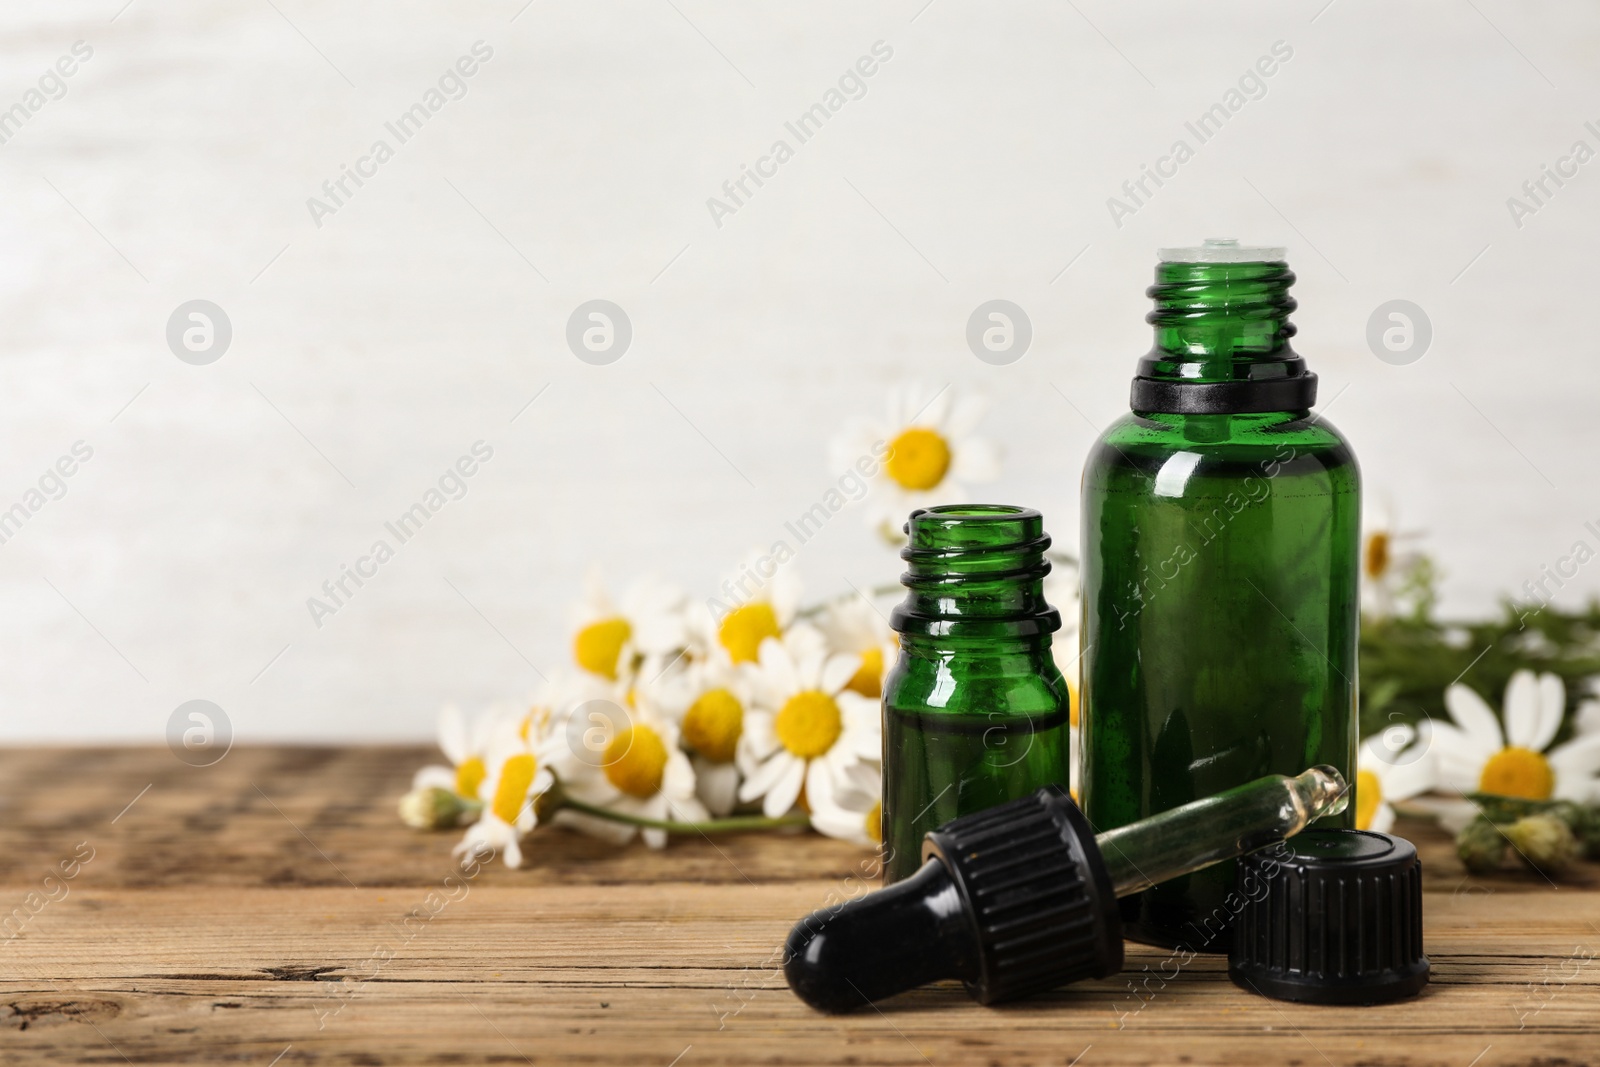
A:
1;747;1596;1066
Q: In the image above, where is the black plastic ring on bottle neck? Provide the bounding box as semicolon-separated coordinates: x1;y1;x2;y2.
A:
1130;371;1317;415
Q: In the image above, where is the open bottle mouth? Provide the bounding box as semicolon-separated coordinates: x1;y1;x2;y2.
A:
1157;237;1287;263
893;504;1058;636
903;504;1051;555
1131;240;1316;414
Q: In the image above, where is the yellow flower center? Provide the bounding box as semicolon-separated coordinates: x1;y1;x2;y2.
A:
775;690;843;759
885;427;952;491
603;724;669;799
1478;746;1555;800
1068;679;1080;728
1354;768;1382;831
574;617;632;679
489;753;536;824
865;800;882;845
845;647;885;699
718;602;781;664
455;756;486;799
682;688;744;763
1364;531;1391;581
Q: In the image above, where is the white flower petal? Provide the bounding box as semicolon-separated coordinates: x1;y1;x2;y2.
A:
950;437;1002;484
943;393;987;440
805;758;838;813
695;759;741;816
739;751;793;803
821;652;862;696
1423;722;1489;793
1444;685;1505;753
1381;752;1437;802
1549;733;1600;776
910;386;952;430
739;710;780;765
842;760;881;795
1419;797;1479;834
763;758;806;818
1503;670;1542;749
769;566;805;625
664;791;709;825
1531;672;1566;753
845;721;883;761
831;423;883;474
662;749;697;799
1369;803;1395;835
810;803;867;844
437;705;469;764
1576;700;1600;737
554;808;636;845
758;638;801;701
413;765;457;791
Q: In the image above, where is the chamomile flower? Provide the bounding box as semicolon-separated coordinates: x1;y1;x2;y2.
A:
559;691;707;849
412;703;506;801
1430;671;1600;804
570;568;687;681
1361;497;1427;618
1353;724;1435;834
809;763;883;848
738;625;881;819
452;719;563;868
687;551;804;666
832;384;1001;541
662;654;752;816
815;594;897;700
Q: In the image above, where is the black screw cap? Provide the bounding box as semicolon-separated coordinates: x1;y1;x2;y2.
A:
1229;829;1429;1005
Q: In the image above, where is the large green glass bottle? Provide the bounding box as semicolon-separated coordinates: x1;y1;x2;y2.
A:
882;505;1073;884
1080;240;1359;952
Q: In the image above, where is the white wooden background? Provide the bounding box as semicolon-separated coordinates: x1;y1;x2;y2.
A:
0;0;1595;741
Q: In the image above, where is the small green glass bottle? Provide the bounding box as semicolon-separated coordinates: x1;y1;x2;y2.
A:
882;505;1073;884
1080;240;1359;951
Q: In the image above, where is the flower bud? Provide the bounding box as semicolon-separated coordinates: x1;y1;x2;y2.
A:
399;786;471;830
1455;816;1506;873
1504;813;1581;875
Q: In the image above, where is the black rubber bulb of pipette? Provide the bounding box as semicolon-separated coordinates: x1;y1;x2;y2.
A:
784;856;979;1013
784;785;1123;1012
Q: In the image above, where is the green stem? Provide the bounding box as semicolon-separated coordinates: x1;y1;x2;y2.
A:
560;795;811;834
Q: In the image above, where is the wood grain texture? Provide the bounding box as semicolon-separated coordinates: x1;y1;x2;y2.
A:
1;746;1596;1066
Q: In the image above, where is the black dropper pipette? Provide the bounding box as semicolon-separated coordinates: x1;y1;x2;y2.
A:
784;765;1349;1012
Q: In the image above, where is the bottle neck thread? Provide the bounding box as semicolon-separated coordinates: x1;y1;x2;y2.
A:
889;505;1060;640
1131;260;1317;415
